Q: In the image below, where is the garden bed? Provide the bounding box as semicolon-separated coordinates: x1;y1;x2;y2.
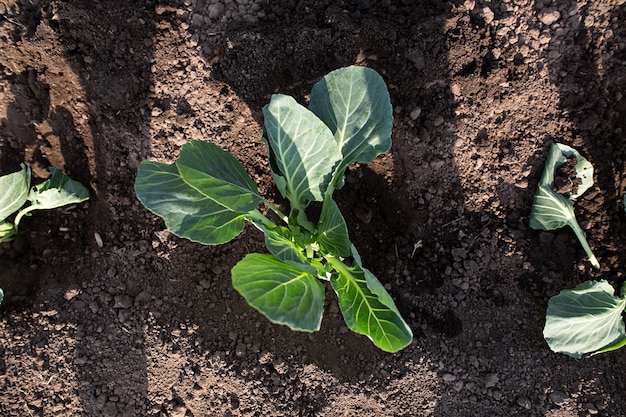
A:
1;0;625;415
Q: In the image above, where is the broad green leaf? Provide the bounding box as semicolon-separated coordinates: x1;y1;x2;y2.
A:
327;256;413;352
135;161;248;245
0;288;3;305
529;143;599;269
176;141;262;212
309;66;392;181
544;280;626;358
262;94;342;214
351;245;405;318
0;221;16;243
0;165;30;221
317;197;351;257
232;253;325;332
28;168;90;211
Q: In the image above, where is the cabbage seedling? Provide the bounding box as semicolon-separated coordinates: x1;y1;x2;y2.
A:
0;165;90;303
544;280;626;358
134;66;413;352
0;165;90;243
529;143;599;268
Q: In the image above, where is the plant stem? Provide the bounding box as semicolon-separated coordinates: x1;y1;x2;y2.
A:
568;219;600;269
246;209;278;229
261;198;288;224
324;255;348;276
13;205;38;232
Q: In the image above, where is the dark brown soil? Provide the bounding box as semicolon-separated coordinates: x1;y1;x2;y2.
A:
1;0;626;416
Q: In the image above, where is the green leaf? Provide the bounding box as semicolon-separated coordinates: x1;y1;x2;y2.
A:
262;94;342;214
309;66;392;180
317;197;351;257
135;161;248;245
261;224;319;275
529;143;599;269
544;280;626;358
232;253;325;332
0;288;3;305
176;141;262;213
0;221;16;243
135;141;262;245
327;256;413;352
0;165;30;221
28;168;90;211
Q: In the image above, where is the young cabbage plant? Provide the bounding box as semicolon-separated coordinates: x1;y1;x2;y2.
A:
135;66;413;352
0;165;90;243
529;143;599;269
544;280;626;358
0;165;90;304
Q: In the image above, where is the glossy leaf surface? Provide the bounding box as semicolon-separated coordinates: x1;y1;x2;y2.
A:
317;197;351;257
309;66;392;181
329;256;412;352
134;142;261;245
263;94;342;213
232;254;325;332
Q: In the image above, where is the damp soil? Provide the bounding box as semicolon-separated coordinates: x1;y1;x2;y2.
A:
1;0;626;416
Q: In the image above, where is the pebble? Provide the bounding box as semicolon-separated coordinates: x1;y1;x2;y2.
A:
539;10;561;25
549;390;568;405
481;7;495;25
442;373;457;383
583;403;598;414
113;295;133;309
208;3;225;19
172;405;187;417
484;373;499;388
410;108;422;120
516;396;531;409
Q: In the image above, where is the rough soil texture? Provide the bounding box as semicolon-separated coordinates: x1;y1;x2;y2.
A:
1;0;626;416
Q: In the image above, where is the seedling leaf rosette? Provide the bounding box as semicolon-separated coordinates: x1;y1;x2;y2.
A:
135;66;413;352
0;165;90;303
0;165;90;242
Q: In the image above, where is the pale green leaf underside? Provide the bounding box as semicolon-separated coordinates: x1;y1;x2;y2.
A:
232;254;325;332
0;165;30;221
29;168;90;210
543;143;594;199
263;94;342;211
309;66;392;176
544;280;626;358
135;161;248;245
317;197;351;257
530;143;598;268
330;259;412;352
529;185;575;230
0;221;16;243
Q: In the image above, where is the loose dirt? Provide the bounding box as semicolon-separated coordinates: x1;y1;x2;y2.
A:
1;0;626;416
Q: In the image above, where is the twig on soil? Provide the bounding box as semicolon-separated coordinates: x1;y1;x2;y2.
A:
442;216;464;228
